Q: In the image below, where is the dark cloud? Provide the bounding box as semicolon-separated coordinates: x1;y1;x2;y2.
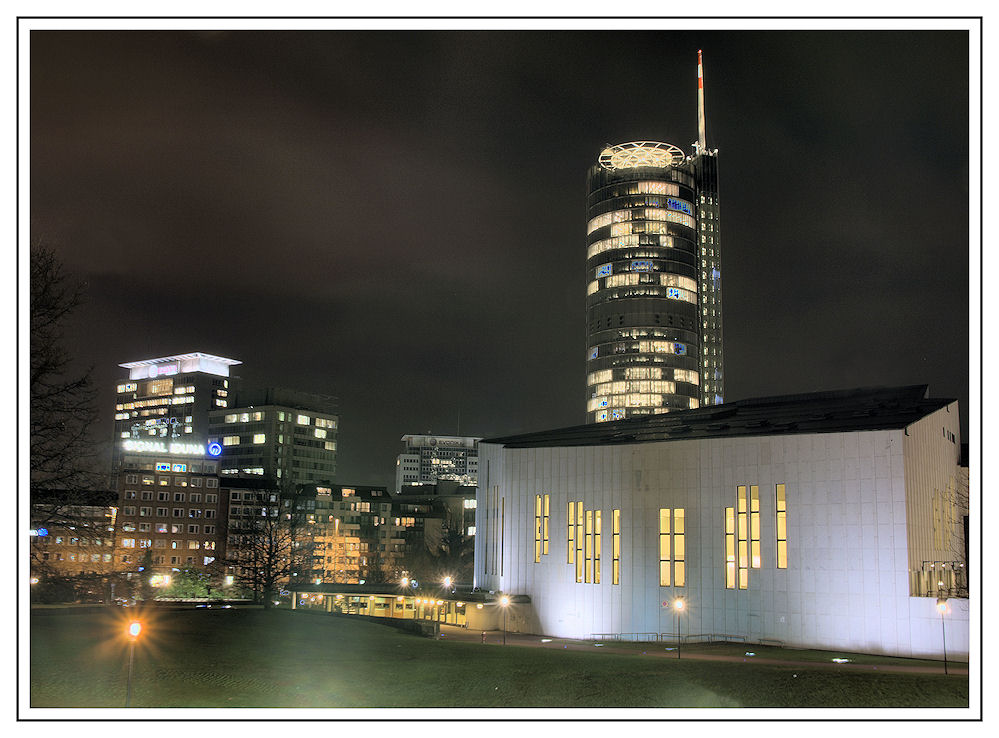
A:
30;29;972;488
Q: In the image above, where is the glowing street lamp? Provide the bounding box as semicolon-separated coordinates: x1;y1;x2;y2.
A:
500;595;510;645
125;620;143;707
936;598;949;675
673;598;685;659
443;576;453;590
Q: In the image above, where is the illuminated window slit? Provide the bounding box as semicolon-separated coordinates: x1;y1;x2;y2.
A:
776;484;787;569
738;485;748;589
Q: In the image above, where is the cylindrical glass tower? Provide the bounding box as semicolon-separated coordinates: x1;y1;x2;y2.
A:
585;141;702;423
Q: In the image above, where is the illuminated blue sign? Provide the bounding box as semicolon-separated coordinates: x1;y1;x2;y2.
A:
588;347;598;360
666;287;681;299
674;343;687;355
37;528;48;537
630;260;652;272
207;442;223;457
596;263;612;277
666;197;693;216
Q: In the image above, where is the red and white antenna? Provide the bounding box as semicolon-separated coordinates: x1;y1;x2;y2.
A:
697;49;706;153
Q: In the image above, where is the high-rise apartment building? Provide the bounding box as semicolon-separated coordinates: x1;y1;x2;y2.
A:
395;434;481;493
208;387;339;485
585;51;724;423
112;352;241;472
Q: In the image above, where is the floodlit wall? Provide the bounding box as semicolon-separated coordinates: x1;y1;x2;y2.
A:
474;413;969;659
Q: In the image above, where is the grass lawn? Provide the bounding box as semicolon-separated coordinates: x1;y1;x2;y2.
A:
30;607;968;709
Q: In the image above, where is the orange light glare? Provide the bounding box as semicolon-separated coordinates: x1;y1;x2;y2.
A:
128;621;142;638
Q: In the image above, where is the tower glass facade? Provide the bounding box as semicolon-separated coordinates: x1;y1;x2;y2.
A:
585;142;723;422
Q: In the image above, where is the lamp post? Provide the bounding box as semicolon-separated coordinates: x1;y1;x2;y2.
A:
125;620;142;707
500;595;510;645
673;598;684;660
936;598;949;675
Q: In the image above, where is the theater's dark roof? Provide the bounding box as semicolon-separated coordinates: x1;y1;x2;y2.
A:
483;385;956;448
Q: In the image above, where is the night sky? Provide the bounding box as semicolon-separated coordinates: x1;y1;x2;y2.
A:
29;28;972;490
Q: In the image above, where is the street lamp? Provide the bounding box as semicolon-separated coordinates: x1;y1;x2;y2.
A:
443;575;453;591
500;595;510;645
125;620;142;707
936;598;949;675
673;598;685;660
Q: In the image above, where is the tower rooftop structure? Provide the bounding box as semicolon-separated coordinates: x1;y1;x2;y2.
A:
119;352;242;379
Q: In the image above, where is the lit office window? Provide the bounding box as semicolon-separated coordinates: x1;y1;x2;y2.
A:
297;414;310;425
575;501;584;583
776;484;788;569
223;436;239;446
253;434;266;444
725;507;736;589
612;509;621;585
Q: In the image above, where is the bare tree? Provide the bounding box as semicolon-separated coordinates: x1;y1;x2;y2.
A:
226;512;304;608
30;247;104;506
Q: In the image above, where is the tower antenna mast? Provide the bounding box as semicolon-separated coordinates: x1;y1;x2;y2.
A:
697;49;707;152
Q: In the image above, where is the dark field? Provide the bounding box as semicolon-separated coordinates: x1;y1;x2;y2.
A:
30;607;969;709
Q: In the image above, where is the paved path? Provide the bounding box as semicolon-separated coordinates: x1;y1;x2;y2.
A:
436;625;968;676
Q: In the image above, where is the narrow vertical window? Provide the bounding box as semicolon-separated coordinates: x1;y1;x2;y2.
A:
575;501;584;583
594;510;602;584
725;507;736;588
776;483;788;569
500;497;505;576
542;494;550;555
659;508;671;586
750;485;760;568
585;510;593;583
567;501;575;564
534;495;542;563
673;508;685;587
612;509;621;585
738;485;748;589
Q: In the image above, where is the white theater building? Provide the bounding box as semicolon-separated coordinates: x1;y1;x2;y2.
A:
474;386;969;660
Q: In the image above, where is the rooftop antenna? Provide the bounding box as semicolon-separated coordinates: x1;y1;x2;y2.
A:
697;49;707;153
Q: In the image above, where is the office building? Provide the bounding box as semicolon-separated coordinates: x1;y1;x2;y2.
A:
112;352;241;472
208;387;339;485
223;482;400;587
395;434;481;493
586;51;723;422
474;385;969;660
113;442;224;574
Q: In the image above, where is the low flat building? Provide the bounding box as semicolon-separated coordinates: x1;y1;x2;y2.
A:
474;385;970;659
30;490;117;579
